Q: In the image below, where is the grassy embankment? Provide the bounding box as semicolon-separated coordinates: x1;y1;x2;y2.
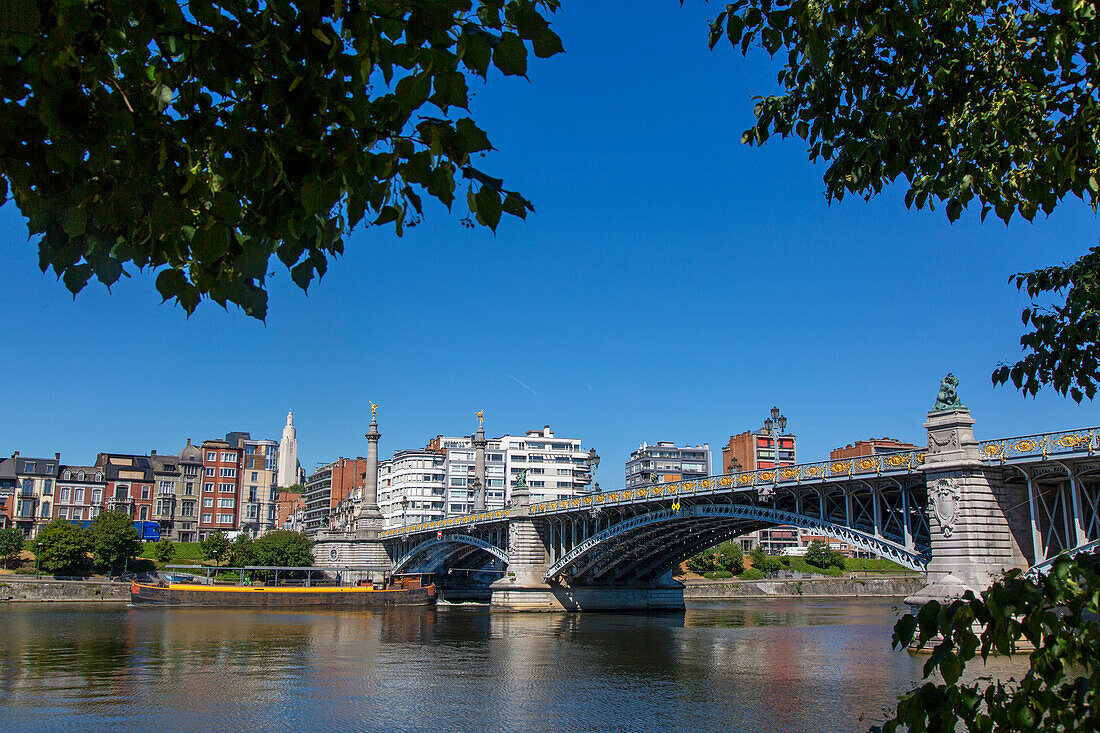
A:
696;556;919;580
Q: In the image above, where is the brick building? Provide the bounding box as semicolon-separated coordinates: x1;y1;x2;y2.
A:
198;440;242;539
830;437;919;460
303;458;368;533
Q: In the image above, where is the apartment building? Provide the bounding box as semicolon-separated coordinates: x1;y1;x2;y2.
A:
721;428;796;472
96;453;156;522
11;452;61;537
830;437;919;460
378;449;447;528
198;440;242;539
54;465;107;523
303;457;367;533
239;438;278;536
625;441;711;488
0;456;18;528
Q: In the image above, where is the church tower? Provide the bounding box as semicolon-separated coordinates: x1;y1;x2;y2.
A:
277;410;300;488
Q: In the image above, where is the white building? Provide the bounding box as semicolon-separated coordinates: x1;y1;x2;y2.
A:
276;410;300;488
378;449;446;528
625;441;711;489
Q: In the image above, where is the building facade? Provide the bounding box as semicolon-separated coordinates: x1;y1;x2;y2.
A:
96;453;156;521
198;440;242;539
377;449;447;528
277;411;300;488
303;457;367;534
721;428;796;473
625;441;711;489
54;465;107;523
240;438;278;536
12;452;61;537
830;437;919;460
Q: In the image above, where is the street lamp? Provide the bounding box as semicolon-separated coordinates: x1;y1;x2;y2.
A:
401;495;409;529
762;406;789;555
36;542;43;579
587;448;600;491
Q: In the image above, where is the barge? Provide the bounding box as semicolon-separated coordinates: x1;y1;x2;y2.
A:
131;568;436;607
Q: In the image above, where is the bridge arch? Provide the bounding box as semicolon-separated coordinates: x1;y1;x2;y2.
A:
392;534;508;573
544;504;929;583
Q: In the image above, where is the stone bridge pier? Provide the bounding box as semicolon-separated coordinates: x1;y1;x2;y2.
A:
489;477;685;611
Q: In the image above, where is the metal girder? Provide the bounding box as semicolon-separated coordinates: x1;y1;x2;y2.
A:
545;503;929;580
393;534;508;573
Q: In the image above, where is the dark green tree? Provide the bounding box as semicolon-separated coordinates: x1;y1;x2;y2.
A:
749;545;783;574
687;551;719;573
254;530;313;567
709;0;1100;400
88;509;142;571
200;531;231;566
805;540;828;568
227;535;257;567
715;541;744;574
35;519;90;573
0;525;23;569
874;551;1100;733
152;537;176;565
0;0;563;319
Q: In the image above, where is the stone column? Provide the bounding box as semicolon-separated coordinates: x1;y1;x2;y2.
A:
473;424;487;511
907;403;1028;608
363;415;381;514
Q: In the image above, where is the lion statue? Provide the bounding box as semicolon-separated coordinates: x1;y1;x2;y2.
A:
932;373;965;411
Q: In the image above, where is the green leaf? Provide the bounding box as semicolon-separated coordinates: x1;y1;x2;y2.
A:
473;187;502;230
493;32;528;76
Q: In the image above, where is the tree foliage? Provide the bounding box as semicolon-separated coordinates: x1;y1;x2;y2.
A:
152;537;176;564
709;0;1100;399
687;550;719;573
749;545;784;574
253;530;313;567
716;541;745;574
36;519;90;573
0;525;23;569
805;540;845;569
88;509;142;570
0;0;562;319
200;530;231;565
227;534;256;566
875;551;1100;733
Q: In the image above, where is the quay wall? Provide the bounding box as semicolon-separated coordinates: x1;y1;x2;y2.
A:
0;578;131;603
682;576;922;599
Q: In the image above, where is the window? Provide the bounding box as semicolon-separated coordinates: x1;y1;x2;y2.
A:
40;501;50;517
114;486;128;500
245;445;255;455
449;477;466;487
141;487;150;500
201;513;212;524
63;470;71;480
77;471;84;481
57;507;67;519
91;489;102;504
206;452;216;461
159;481;173;493
251;471;258;481
218;498;235;508
217;513;233;524
557;468;571;475
181;501;196;517
219;483;234;493
204;482;214;492
25;462;35;472
139;506;148;520
61;487;70;502
530;481;544;487
184;482;194;495
488;479;503;488
219;468;236;478
94;472;102;482
74;488;84;503
203;498;213;507
42;480;52;495
205;467;215;477
90;506;100;518
221;452;235;462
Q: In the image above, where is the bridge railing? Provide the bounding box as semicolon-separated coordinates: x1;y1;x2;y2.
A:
379;509;509;540
979;428;1099;463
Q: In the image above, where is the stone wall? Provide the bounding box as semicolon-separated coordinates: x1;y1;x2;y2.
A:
683;576;923;599
0;578;131;602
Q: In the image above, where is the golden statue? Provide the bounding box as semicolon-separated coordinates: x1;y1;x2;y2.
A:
370;401;379;417
476;410;484;427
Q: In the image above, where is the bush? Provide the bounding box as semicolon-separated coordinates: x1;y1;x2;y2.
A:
35;519;90;573
749;546;784;574
88;510;141;571
0;526;24;568
805;540;846;570
152;538;176;565
876;550;1100;733
739;567;765;580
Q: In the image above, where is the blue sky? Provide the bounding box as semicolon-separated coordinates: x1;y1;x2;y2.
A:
2;1;1098;484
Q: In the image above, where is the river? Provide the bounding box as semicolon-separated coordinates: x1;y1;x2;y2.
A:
0;599;1027;732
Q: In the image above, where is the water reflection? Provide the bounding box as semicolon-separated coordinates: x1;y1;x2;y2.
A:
0;600;1026;733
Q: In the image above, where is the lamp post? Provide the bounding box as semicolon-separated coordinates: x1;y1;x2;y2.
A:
587;448;600;491
761;406;788;554
35;542;42;579
401;495;409;529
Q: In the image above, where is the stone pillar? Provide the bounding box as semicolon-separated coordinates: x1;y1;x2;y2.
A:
906;404;1028;608
363;415;381;514
473;424;487;511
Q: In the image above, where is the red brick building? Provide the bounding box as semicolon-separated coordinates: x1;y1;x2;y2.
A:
198;440;242;538
722;430;796;473
97;454;156;521
830;437;918;460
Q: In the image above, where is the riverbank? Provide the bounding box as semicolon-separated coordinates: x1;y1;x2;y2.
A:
682;575;922;598
0;577;130;602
